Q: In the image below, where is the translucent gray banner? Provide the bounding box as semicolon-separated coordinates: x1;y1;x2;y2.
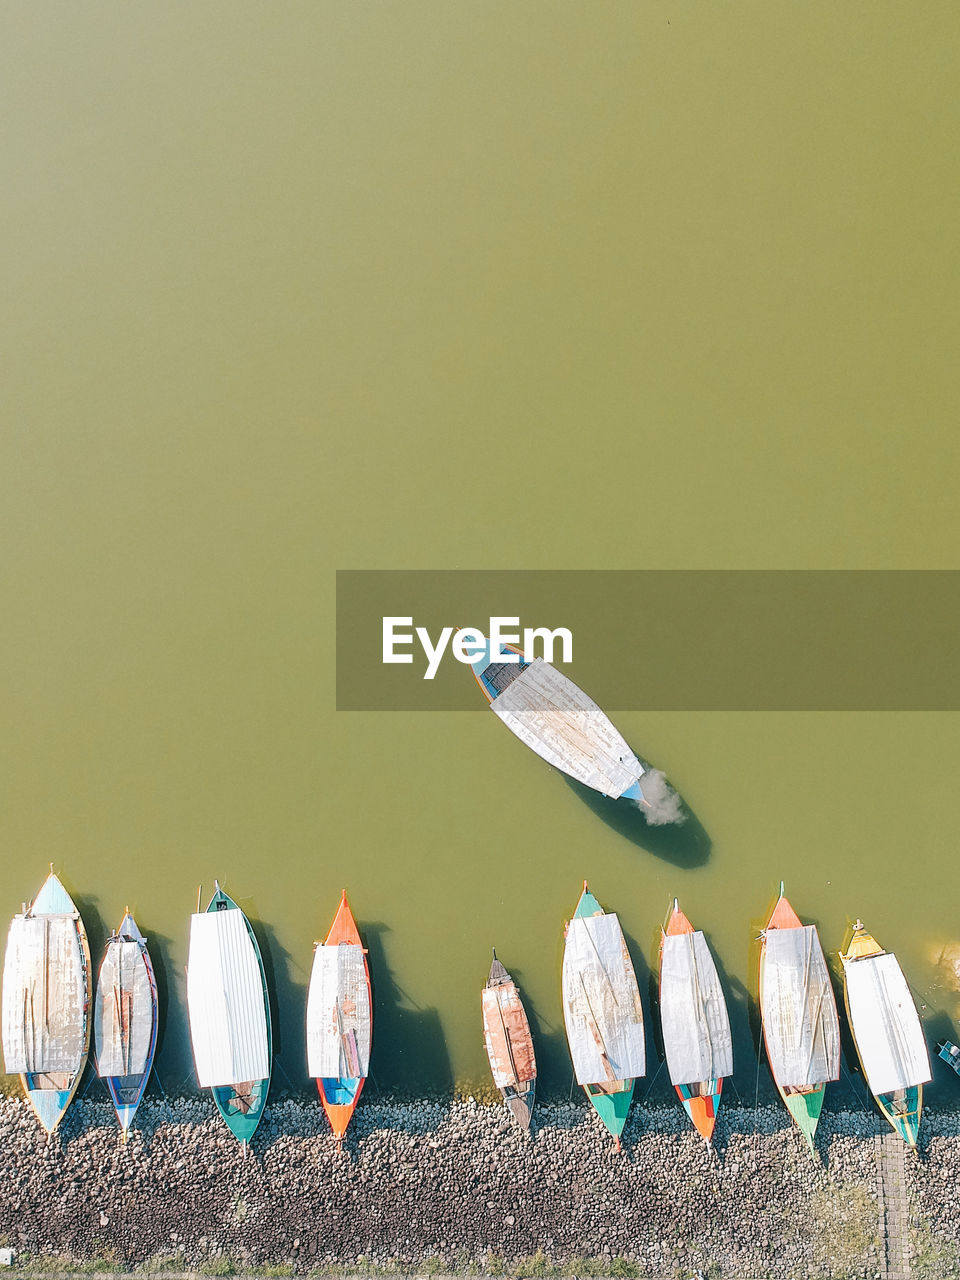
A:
336;570;959;710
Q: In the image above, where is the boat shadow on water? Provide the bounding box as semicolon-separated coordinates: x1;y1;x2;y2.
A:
361;921;453;1110
561;772;711;869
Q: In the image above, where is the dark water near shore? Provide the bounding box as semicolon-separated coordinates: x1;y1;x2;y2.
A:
1;6;959;1111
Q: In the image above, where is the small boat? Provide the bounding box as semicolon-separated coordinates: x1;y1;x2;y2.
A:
469;636;648;805
841;921;931;1147
93;911;158;1139
482;950;537;1131
561;882;645;1149
937;1039;960;1074
306;890;372;1142
758;884;840;1151
1;870;92;1133
659;900;733;1144
186;883;272;1148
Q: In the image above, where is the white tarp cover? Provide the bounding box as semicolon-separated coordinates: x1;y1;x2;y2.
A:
660;932;733;1086
94;939;154;1078
762;926;840;1087
306;943;371;1079
491;661;643;798
845;953;931;1095
1;915;86;1074
562;913;646;1085
187;910;270;1087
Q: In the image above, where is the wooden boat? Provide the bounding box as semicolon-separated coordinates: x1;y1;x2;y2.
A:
840;921;931;1147
482;950;537;1131
93;911;158;1139
306;890;372;1142
469;636;647;804
561;882;645;1149
659;900;733;1144
758;884;840;1151
1;870;92;1133
186;883;272;1147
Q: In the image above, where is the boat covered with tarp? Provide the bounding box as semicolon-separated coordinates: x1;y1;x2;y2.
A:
561;883;645;1148
1;871;92;1133
841;921;930;1147
93;911;158;1139
759;885;840;1150
482;951;537;1131
659;900;733;1143
469;636;647;804
306;890;372;1142
187;883;272;1147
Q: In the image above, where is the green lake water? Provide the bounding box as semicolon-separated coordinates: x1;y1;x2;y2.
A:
1;4;959;1110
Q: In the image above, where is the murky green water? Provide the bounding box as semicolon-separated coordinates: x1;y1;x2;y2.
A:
2;5;959;1110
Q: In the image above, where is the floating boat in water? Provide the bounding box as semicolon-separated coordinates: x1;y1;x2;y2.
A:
1;871;92;1133
840;921;931;1147
659;900;733;1144
93;911;158;1139
469;636;648;805
482;950;537;1132
186;883;272;1148
306;890;372;1142
759;885;840;1151
561;882;645;1149
937;1040;960;1074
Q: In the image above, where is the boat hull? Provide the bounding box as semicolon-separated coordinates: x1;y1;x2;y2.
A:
309;891;372;1142
482;953;537;1133
96;913;158;1138
759;889;838;1152
564;885;644;1148
204;887;272;1145
5;874;92;1134
840;924;929;1148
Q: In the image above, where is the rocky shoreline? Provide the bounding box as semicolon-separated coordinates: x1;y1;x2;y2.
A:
1;1095;959;1279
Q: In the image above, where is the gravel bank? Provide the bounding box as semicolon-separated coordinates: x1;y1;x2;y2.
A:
0;1095;957;1278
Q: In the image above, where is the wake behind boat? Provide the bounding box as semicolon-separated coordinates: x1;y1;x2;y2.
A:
659;900;733;1143
482;950;537;1132
759;884;840;1151
94;910;158;1139
306;890;372;1142
841;921;931;1147
1;871;92;1134
561;883;645;1149
186;883;272;1148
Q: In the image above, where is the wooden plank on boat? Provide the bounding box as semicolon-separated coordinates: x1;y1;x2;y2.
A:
482;985;536;1089
306;942;371;1079
187;909;270;1088
490;660;643;798
660;931;733;1085
94;939;154;1078
1;915;86;1074
762;926;839;1086
846;953;931;1095
562;913;645;1085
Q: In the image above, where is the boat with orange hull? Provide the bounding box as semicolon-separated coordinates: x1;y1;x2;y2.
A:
482;951;537;1131
759;884;840;1151
659;900;732;1143
306;891;372;1142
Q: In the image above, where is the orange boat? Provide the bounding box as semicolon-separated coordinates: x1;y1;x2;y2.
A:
759;884;840;1151
658;900;732;1144
305;891;373;1141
